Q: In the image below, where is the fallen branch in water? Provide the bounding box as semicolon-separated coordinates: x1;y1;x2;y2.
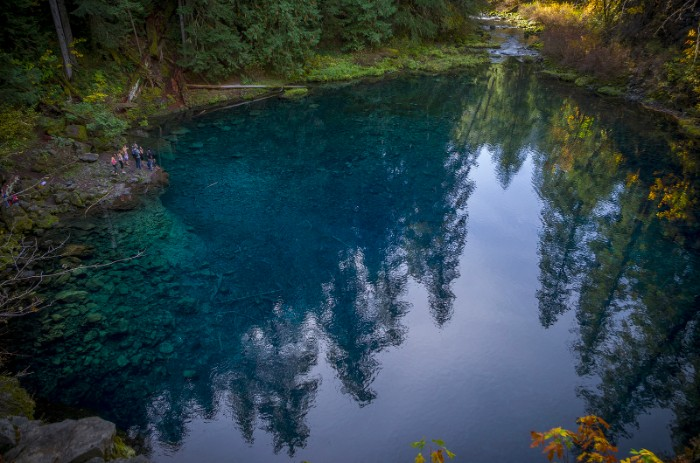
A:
186;84;306;89
1;231;146;319
84;187;116;216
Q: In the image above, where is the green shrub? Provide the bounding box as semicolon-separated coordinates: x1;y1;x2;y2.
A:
303;54;392;82
0;105;38;164
0;375;35;419
282;88;310;99
63;101;128;146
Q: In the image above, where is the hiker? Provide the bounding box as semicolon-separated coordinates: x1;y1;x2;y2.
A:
117;152;125;173
111;155;118;174
132;143;142;170
147;149;156;171
1;186;8;208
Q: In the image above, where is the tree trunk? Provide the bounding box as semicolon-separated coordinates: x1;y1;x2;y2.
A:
694;21;699;64
127;7;144;58
48;0;73;80
178;0;187;52
57;0;76;65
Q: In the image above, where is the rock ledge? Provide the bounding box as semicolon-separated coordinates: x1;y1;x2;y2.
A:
0;416;149;463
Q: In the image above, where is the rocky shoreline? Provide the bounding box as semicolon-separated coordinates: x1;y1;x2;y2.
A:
1;141;169;238
1;140;168;463
1;370;149;462
1;415;148;463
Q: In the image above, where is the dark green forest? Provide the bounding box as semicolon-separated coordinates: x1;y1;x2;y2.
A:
0;0;698;160
0;0;493;157
0;0;482;102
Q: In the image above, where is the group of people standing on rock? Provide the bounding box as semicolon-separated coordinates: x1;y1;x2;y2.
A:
111;143;157;175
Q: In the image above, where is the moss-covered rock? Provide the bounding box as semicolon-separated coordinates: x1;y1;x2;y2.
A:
8;213;34;234
65;124;89;142
596;86;625;97
69;192;86;208
281;88;309;99
35;213;59;230
575;76;594;87
108;435;137;460
0;376;35;419
678;118;700;138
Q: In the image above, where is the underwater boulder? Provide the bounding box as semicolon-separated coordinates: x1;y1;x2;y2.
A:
158;342;174;355
55;290;89;303
61;244;94;259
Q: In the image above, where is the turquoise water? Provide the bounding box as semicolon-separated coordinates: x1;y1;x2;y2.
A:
7;61;700;462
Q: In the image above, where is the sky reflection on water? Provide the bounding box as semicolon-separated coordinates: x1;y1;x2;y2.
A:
6;60;699;463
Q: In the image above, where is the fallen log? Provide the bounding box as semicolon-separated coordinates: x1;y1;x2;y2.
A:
186;84;306;89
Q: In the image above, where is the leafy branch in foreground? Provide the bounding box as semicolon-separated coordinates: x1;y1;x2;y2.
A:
412;438;455;463
531;415;662;463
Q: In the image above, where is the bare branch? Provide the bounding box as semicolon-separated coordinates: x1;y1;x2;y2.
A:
1;230;145;320
654;0;698;36
84;187;116;217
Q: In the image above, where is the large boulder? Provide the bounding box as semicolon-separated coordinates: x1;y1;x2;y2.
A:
3;416;115;463
65;125;89;142
61;244;95;259
78;153;100;163
0;419;18;451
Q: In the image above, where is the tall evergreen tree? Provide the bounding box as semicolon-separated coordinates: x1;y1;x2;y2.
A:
236;0;321;73
391;0;481;41
179;0;251;79
71;0;151;51
320;0;396;51
48;0;73;79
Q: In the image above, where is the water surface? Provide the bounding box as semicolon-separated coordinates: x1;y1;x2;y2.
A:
7;60;700;462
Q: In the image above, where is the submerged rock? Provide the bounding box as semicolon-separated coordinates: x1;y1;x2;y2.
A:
86;313;103;323
55;290;89;303
158;342;174;354
61;244;95;259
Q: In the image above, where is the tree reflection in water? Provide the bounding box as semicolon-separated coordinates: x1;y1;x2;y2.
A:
4;60;699;456
533;96;700;447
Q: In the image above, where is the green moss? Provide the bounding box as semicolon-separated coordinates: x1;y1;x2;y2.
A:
0;375;36;419
0;106;38;164
678;118;700;139
541;69;579;82
302;45;488;83
107;435;136;460
596;86;625;97
9;214;34;234
303;54;390;82
35;214;60;229
242;89;268;100
281;88;309;99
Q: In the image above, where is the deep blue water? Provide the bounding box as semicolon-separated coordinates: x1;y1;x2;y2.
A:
7;60;700;463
